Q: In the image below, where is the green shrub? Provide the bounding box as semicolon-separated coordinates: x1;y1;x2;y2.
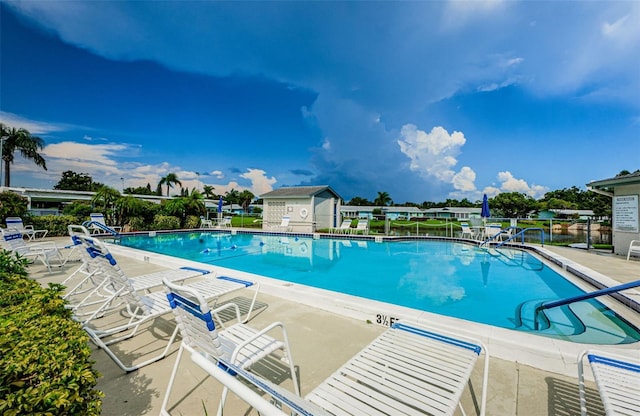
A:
184;215;200;229
0;192;29;223
126;216;147;231
30;215;81;237
0;250;102;415
62;201;94;219
152;215;180;230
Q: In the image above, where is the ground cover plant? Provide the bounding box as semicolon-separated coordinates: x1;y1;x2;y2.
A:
0;250;102;415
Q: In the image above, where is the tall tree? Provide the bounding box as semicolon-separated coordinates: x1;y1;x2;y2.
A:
347;197;371;206
0;123;47;187
158;173;182;196
54;170;99;191
373;191;392;207
238;190;255;211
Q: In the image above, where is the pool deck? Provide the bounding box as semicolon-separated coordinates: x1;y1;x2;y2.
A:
30;237;640;416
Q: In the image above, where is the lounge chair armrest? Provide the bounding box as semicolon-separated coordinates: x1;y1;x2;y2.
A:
190;351;290;416
26;241;58;251
210;302;242;328
230;321;292;363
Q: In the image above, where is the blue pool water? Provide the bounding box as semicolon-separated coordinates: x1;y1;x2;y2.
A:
118;232;640;344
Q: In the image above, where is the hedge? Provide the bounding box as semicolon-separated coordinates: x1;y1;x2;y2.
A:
0;250;102;415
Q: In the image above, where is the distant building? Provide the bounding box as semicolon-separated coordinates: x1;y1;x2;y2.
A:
0;186;219;216
587;172;640;256
422;207;482;220
537;209;596;220
260;185;342;233
340;205;426;220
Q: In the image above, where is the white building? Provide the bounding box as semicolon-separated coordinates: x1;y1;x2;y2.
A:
588;172;640;256
260;186;342;233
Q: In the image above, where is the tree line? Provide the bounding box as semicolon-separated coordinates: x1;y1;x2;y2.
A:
346;180;637;219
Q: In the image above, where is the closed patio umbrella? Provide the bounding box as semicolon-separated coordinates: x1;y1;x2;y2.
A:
217;196;223;221
481;194;490;222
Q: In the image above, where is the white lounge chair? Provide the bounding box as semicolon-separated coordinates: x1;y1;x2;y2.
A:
627;240;640;261
351;218;369;235
192;321;489;416
578;349;640;415
274;215;292;232
87;212;122;234
332;219;352;234
64;234;220;317
71;235;260;372
5;216;48;240
160;279;300;416
0;227;63;272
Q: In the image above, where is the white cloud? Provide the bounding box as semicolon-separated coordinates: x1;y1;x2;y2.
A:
240;168;277;196
452;167;477;192
481;171;548;198
0;111;75;135
397;124;467;183
43;142;125;166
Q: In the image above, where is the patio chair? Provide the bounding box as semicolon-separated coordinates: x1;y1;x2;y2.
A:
200;217;214;228
627;240;640;261
72;235;260;372
0;227;63;272
332;219;352;234
218;216;232;229
190;321;489;416
87;212;122;234
578;349;640;415
160;278;300;416
483;223;503;241
460;222;475;239
351;218;369;235
5;216;48;240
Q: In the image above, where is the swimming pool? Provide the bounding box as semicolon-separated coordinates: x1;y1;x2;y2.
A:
118;231;640;344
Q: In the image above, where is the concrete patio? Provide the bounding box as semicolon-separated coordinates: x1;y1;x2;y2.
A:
29;238;640;416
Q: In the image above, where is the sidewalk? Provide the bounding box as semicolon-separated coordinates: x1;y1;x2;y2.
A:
27;239;632;415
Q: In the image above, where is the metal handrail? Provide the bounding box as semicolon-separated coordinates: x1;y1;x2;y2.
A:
494;227;545;248
534;279;640;330
82;220;120;236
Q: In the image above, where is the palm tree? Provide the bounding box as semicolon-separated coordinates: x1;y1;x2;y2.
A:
0;123;47;187
202;185;216;199
239;190;255;212
374;191;392;208
158;173;182;196
225;189;240;205
91;186;121;224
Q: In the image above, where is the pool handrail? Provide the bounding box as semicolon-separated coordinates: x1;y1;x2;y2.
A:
82;220;120;236
481;227;545;248
534;279;640;330
496;227;544;248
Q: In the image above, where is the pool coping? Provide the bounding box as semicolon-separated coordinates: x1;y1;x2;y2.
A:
107;230;640;378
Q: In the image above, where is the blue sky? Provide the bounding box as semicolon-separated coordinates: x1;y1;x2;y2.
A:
1;1;638;203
